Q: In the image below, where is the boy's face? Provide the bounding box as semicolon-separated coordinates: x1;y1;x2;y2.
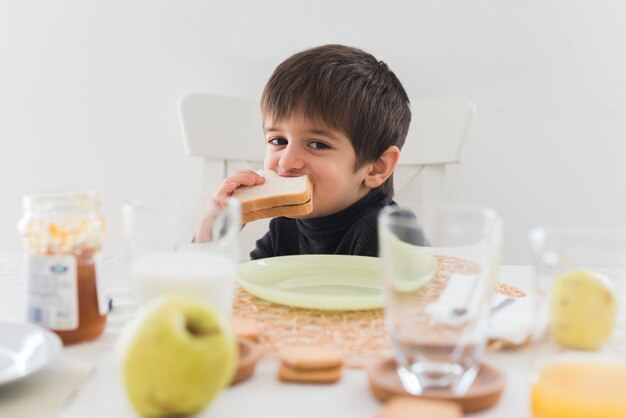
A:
263;112;371;218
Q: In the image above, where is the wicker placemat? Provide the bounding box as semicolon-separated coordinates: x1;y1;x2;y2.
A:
233;256;526;368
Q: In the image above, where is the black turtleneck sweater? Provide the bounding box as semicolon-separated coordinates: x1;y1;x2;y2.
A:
250;191;394;260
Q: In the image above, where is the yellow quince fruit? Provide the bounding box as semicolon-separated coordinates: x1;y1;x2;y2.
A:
550;269;617;350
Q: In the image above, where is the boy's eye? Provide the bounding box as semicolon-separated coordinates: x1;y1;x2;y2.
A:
309;141;330;150
268;137;287;146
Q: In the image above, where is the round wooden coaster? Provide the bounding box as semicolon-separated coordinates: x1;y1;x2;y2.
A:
366;357;506;413
231;338;262;385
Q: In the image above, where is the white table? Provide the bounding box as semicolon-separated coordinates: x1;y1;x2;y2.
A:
0;253;533;418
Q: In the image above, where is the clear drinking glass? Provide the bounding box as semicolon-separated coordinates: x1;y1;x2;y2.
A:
529;227;626;418
122;195;241;318
379;204;503;395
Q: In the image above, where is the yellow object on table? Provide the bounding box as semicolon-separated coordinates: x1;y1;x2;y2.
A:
550;269;617;350
531;361;626;418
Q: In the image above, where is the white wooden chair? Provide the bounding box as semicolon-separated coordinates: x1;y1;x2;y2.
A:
178;93;475;259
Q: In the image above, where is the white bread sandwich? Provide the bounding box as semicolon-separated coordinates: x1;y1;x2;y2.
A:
232;169;313;223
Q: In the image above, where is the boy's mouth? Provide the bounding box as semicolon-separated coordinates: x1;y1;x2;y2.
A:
278;172;306;178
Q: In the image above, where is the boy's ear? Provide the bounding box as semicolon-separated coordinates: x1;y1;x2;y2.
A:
363;146;401;189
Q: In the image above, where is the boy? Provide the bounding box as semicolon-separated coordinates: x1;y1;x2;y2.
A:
200;44;411;259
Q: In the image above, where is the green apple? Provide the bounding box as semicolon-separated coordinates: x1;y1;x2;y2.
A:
550;269;617;350
115;296;238;417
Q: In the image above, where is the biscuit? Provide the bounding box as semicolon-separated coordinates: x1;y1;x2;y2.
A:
278;363;342;384
231;317;260;342
278;345;344;370
376;397;462;418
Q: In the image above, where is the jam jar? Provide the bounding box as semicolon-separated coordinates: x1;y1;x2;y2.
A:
18;191;108;344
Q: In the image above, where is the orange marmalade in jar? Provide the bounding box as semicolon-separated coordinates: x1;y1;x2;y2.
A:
18;191;108;344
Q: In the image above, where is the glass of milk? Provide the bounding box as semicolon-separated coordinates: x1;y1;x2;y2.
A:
122;195;241;318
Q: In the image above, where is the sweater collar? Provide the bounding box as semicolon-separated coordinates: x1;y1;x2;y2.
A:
296;190;390;233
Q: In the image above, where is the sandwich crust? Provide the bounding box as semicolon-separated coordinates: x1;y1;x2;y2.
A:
241;199;313;223
233;171;313;222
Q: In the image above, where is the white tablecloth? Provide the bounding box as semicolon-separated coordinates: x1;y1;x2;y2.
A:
0;253;534;418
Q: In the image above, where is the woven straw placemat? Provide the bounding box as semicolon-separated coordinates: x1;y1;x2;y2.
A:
233;256;526;368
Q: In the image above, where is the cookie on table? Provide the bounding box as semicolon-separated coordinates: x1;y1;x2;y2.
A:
278;345;344;370
277;344;344;384
376;396;462;418
278;363;342;384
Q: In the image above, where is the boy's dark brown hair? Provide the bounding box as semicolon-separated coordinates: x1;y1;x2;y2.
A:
261;44;411;198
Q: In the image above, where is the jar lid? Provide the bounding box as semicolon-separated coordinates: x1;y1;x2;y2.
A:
23;191;101;214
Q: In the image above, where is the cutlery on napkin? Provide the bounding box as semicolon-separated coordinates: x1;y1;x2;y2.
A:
425;273;531;346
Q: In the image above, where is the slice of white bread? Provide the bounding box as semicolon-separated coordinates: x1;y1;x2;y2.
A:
232;170;313;223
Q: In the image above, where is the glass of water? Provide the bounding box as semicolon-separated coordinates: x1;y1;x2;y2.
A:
379;204;503;395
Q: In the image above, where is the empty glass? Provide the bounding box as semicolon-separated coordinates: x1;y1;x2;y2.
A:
379;204;503;395
122;195;241;318
529;227;626;418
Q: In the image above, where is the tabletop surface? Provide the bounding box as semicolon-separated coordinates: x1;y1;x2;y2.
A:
0;253;534;418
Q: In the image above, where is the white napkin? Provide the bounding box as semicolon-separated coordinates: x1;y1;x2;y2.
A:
425;273;532;345
488;294;532;345
425;273;480;326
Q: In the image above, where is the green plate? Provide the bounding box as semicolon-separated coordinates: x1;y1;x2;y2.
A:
238;255;383;310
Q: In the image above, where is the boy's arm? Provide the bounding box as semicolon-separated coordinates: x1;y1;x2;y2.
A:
249;229;274;260
194;170;265;242
249;217;298;260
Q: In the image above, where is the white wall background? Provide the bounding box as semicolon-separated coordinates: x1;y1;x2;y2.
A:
2;0;625;264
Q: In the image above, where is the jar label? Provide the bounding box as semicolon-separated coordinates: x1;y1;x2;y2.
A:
25;254;78;330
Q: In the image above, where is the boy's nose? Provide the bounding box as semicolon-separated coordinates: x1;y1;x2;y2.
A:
278;144;305;171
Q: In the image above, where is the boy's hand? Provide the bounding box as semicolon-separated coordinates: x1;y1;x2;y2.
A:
195;170;265;242
214;170;266;199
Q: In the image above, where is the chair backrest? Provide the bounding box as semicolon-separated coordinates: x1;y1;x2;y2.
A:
178;93;475;258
